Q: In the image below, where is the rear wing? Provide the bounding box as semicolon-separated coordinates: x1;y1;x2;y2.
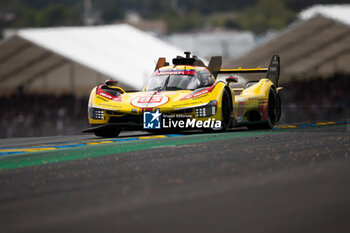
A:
154;52;280;87
219;67;268;73
218;55;280;87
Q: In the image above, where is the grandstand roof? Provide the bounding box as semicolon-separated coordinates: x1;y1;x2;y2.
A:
224;4;350;80
0;24;182;94
300;4;350;26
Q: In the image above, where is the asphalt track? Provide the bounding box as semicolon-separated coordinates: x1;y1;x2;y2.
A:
0;123;349;233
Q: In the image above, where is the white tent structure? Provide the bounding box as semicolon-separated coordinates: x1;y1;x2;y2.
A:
0;24;183;96
166;29;255;59
224;4;350;81
299;4;350;25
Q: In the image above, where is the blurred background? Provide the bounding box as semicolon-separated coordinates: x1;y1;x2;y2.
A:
0;0;349;137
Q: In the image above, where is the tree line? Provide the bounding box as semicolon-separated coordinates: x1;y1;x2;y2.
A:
0;0;349;37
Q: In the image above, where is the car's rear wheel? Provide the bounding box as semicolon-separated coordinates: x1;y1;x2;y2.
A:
93;127;121;138
220;89;232;131
248;87;279;130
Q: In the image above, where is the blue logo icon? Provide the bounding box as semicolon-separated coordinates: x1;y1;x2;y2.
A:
143;110;162;129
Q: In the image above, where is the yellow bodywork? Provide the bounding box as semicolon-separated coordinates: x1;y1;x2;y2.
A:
233;78;275;123
88;65;276;127
88;81;226;125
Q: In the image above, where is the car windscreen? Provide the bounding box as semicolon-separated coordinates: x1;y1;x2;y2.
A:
145;74;199;91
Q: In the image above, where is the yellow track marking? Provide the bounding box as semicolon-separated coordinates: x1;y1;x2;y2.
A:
0;148;56;153
316;122;336;126
138;135;167;139
86;141;114;145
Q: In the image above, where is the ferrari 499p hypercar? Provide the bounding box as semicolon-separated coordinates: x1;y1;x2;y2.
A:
83;52;282;137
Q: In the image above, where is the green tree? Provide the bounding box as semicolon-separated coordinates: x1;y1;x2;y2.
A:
35;4;79;27
163;10;205;32
102;7;124;22
235;0;296;35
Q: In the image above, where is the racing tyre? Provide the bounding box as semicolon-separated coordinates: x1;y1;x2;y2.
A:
220;89;232;131
248;87;279;130
93;127;121;138
276;93;281;122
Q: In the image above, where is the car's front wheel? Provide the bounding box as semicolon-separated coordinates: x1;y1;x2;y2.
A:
220;89;232;131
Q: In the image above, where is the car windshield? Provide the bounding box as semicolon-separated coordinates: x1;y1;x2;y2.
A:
145;74;199;91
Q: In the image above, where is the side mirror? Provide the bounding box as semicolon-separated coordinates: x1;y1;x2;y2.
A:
105;79;118;86
226;76;238;83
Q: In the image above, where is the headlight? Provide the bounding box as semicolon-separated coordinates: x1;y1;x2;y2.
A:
195;100;217;118
89;107;104;120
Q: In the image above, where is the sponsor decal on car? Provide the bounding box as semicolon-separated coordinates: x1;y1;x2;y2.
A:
180;84;216;100
99;92;113;99
258;99;268;120
143;110;221;129
96;85;122;102
131;95;169;108
154;70;196;76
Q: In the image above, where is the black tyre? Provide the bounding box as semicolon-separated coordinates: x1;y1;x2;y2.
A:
248;87;279;130
220;89;232;131
262;87;279;129
276;93;281;122
93;127;121;138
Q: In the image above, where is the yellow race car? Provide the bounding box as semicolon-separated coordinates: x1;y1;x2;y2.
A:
83;52;281;137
